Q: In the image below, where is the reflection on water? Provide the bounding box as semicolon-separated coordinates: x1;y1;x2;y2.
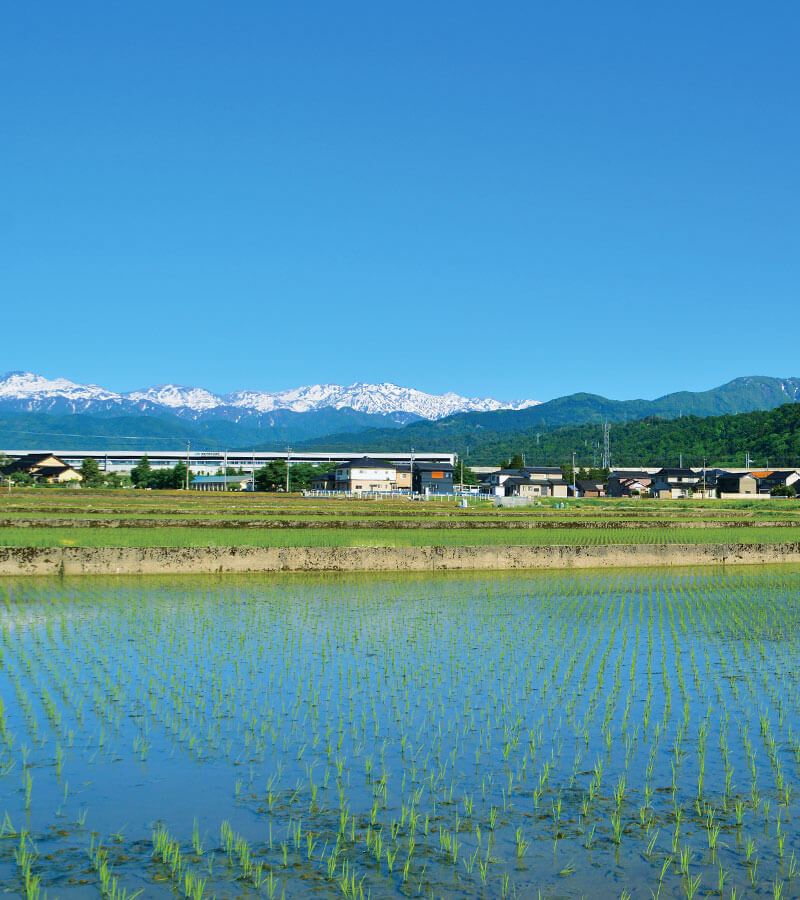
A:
1;568;799;897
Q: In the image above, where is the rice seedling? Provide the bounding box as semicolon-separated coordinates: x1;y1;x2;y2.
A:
0;566;798;895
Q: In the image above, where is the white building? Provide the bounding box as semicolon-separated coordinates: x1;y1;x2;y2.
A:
334;458;397;493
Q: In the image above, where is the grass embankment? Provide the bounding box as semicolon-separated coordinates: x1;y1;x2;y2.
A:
1;489;799;549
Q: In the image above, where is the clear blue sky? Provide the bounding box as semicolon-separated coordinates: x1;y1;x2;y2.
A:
2;2;798;402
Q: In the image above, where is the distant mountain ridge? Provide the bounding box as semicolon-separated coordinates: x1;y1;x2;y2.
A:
1;373;798;454
0;372;539;420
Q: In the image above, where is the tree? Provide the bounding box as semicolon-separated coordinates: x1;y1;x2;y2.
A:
79;457;104;488
504;454;525;469
130;456;154;488
171;461;191;490
255;460;287;492
456;460;479;485
253;461;331;492
149;462;191;489
287;463;329;491
103;472;127;489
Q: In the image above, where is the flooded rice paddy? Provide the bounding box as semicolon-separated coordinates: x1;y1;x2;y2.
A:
0;569;798;898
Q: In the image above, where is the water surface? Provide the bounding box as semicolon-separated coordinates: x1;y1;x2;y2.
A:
1;569;798;897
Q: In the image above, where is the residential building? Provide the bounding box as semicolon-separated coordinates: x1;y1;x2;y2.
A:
1;453;82;484
751;470;800;495
575;479;605;498
335;458;397;493
394;463;412;492
649;468;701;499
310;471;336;491
693;468;727;498
503;475;568;498
412;462;455;495
605;471;653;497
481;466;564;497
716;473;759;497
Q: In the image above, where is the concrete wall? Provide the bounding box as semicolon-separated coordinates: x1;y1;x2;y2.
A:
2;542;800;577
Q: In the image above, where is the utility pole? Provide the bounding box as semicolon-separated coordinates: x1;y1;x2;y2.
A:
286;447;291;493
185;442;190;490
460;457;464;490
252;450;256;492
602;422;611;470
572;451;577;497
410;448;415;497
702;457;707;497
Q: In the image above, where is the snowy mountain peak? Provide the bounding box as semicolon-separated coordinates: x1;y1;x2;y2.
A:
0;371;121;409
0;371;117;400
0;371;540;420
127;384;223;411
223;382;539;417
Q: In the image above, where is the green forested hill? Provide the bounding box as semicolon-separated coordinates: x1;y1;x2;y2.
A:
298;376;800;457
302;403;800;469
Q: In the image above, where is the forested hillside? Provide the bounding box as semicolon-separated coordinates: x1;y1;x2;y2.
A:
304;403;800;469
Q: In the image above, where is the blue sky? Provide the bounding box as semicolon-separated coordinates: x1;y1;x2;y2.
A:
2;2;798;402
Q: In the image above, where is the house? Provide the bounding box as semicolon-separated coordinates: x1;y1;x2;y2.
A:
693;468;727;498
412;461;455;495
394;463;412;492
750;470;800;495
310;471;336;491
190;474;253;492
335;458;397;493
481;466;564;497
1;453;82;484
649;468;701;499
606;471;653;497
503;475;568;498
716;473;759;498
575;479;605;498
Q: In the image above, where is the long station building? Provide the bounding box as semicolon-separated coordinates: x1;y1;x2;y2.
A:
2;449;456;476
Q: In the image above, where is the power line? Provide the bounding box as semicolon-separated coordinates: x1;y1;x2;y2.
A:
0;429;192;443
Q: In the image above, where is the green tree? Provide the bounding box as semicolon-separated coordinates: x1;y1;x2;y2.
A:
288;463;329;491
103;472;127;489
79;457;104;487
255;460;287;492
171;461;191;489
149;462;191;489
130;456;154;488
455;460;479;485
504;454;525;469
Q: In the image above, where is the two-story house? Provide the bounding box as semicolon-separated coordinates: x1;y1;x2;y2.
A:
649;467;702;499
412;462;454;495
334;458;397;493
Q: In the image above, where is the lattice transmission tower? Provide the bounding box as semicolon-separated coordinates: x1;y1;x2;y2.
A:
601;422;611;469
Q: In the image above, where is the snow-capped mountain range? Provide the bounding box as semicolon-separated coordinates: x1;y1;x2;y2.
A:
0;371;539;421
